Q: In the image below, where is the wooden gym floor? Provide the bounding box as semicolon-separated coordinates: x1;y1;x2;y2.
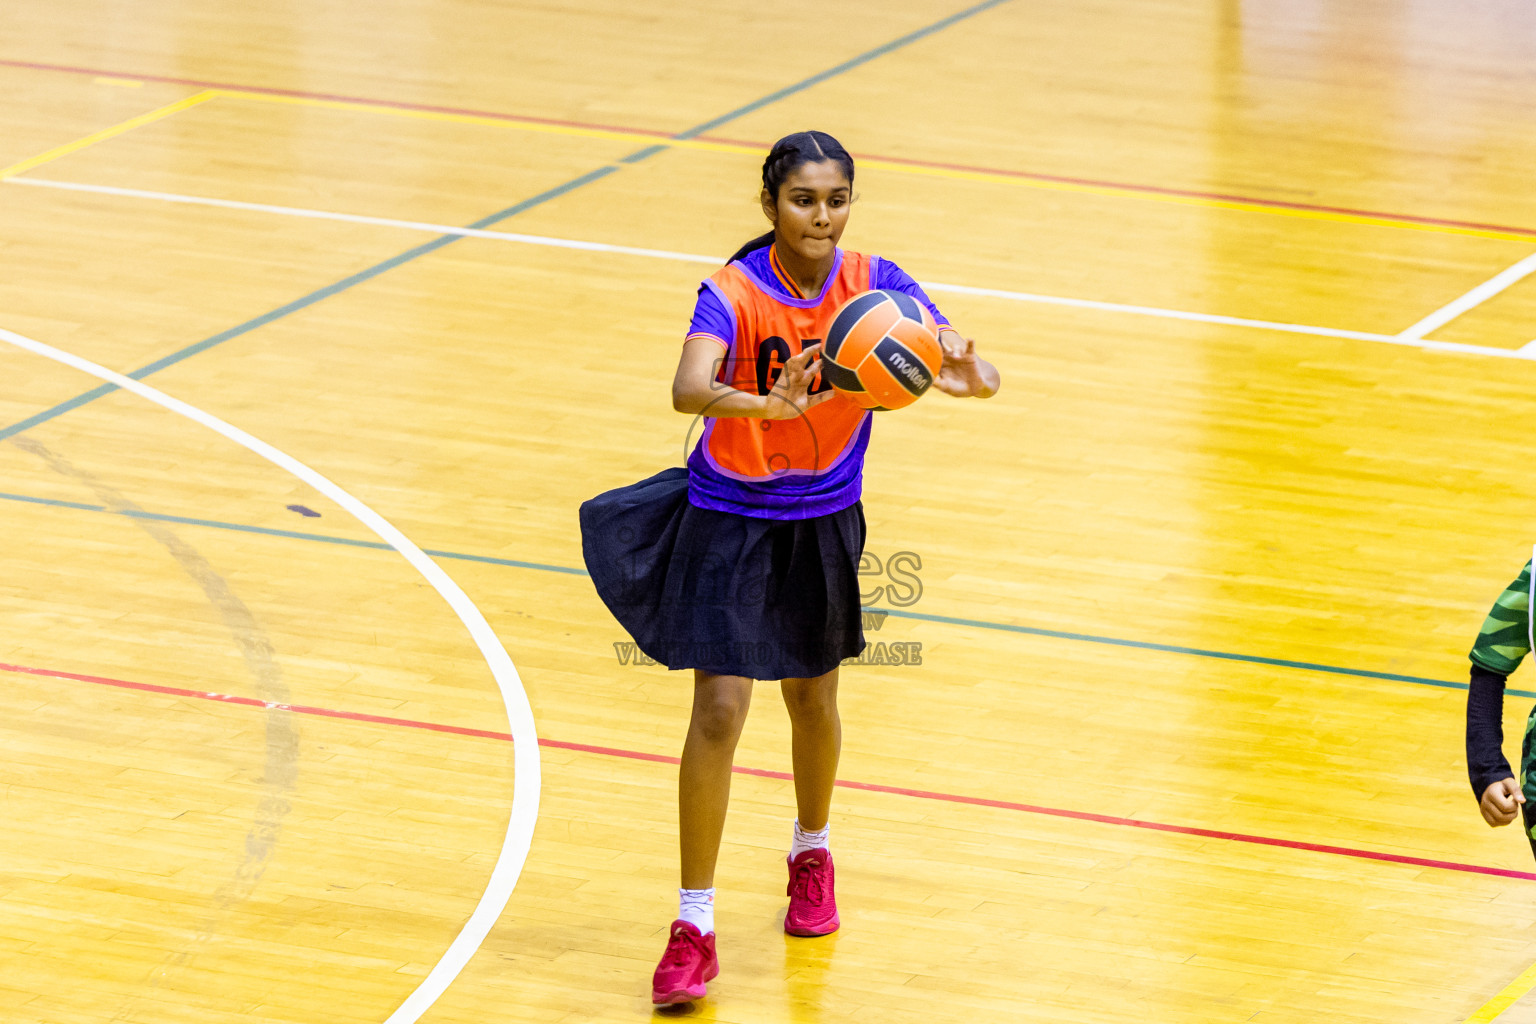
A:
5;1;1536;1021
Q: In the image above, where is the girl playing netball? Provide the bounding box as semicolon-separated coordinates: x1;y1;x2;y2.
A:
580;130;999;1006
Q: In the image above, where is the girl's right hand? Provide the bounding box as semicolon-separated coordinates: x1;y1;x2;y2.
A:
1480;777;1525;827
763;343;834;420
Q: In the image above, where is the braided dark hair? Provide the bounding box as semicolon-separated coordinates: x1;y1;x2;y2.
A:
726;130;855;264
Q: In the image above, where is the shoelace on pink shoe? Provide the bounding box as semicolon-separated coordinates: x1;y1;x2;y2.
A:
790;857;828;905
662;925;709;969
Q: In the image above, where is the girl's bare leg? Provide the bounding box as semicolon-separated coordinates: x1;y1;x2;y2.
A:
780;667;841;831
679;670;754;888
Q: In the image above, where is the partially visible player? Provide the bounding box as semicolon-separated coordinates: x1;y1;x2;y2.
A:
1465;554;1536;849
580;130;998;1006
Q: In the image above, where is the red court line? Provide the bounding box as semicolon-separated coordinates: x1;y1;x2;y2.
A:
699;133;1536;239
0;57;681;139
5;658;1532;883
0;659;518;741
7;56;1536;241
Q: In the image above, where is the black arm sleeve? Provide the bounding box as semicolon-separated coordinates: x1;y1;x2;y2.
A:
1467;664;1515;798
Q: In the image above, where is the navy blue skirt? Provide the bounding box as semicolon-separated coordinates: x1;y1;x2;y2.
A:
579;467;867;679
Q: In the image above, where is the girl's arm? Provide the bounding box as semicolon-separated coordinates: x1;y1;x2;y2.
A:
935;330;1000;399
672;338;833;420
1467;559;1534;826
1468;665;1521;826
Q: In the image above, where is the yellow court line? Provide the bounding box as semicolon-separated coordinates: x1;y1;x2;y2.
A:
0;89;218;180
208;89;761;157
204;88;1536;245
1465;960;1536;1023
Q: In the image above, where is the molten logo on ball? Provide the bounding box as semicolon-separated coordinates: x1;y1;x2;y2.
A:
821;289;943;411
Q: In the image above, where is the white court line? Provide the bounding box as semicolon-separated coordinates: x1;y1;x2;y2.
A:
5;176;722;265
920;281;1388;343
0;326;540;1024
1396;251;1536;342
917;281;1536;359
9;175;1536;362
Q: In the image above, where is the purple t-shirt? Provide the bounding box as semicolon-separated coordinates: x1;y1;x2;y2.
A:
685;246;952;345
680;246;955;520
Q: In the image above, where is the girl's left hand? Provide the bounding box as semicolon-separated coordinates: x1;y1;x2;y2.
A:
934;334;999;398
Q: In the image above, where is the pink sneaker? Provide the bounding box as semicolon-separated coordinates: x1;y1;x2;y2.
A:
784;848;840;936
651;920;719;1005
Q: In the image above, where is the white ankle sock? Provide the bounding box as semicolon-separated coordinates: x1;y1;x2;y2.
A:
678;887;715;934
790;819;830;859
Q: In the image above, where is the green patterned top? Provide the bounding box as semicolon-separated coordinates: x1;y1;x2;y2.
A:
1470;560;1533;676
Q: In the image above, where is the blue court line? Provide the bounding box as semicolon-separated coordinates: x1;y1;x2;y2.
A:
0;486;1500;698
0;490;586;575
874;607;1513;696
677;0;1012;139
0;0;1012;443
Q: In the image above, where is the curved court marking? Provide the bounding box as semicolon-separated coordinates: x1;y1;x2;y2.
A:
9;175;1533;360
0;0;1014;446
0;326;540;1024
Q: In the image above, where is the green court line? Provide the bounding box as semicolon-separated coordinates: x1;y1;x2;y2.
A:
0;487;1500;698
0;490;585;575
